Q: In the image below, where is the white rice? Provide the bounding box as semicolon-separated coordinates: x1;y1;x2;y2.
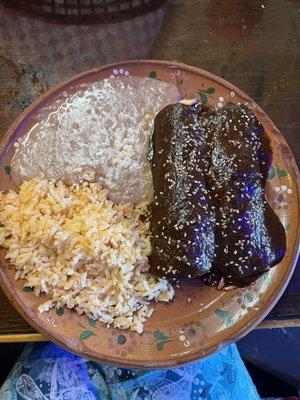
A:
0;179;174;333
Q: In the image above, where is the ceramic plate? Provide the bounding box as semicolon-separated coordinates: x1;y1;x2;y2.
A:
0;60;299;368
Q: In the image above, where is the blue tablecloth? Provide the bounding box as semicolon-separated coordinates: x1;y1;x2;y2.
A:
0;342;259;399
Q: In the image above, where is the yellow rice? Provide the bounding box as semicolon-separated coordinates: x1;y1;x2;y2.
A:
0;179;174;333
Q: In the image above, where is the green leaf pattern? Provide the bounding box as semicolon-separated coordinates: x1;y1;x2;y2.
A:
88;319;96;328
4;165;12;179
55;307;64;316
153;331;169;341
205;87;215;94
267;166;276;180
214;309;234;328
214;309;229;318
148;71;157;79
156;342;165;351
22;286;33;292
267;165;289;181
199;91;208;104
153;330;172;351
277;168;288;177
198;87;215;104
80;330;95;340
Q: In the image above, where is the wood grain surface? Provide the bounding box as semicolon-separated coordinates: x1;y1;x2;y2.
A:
0;0;299;340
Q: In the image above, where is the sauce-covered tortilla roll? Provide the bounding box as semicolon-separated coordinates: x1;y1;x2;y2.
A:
149;103;215;280
202;102;286;287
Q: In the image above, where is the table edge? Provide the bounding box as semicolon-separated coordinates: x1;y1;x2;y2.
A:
0;333;45;343
1;319;300;343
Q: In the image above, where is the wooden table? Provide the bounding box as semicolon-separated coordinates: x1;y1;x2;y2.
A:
0;0;299;342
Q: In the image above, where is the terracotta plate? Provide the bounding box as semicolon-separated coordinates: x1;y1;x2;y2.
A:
0;60;299;368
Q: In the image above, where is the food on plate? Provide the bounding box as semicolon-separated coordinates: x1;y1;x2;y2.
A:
149;102;286;285
0;72;287;334
149;103;215;280
201;103;286;287
0;179;174;333
11;76;180;204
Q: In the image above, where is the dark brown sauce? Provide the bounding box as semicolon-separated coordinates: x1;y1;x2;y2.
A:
149;104;215;280
150;102;286;287
201;102;286;286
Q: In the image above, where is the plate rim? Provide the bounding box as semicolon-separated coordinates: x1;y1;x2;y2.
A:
0;59;299;368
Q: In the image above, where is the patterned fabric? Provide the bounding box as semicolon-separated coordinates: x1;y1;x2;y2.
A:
0;342;260;400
